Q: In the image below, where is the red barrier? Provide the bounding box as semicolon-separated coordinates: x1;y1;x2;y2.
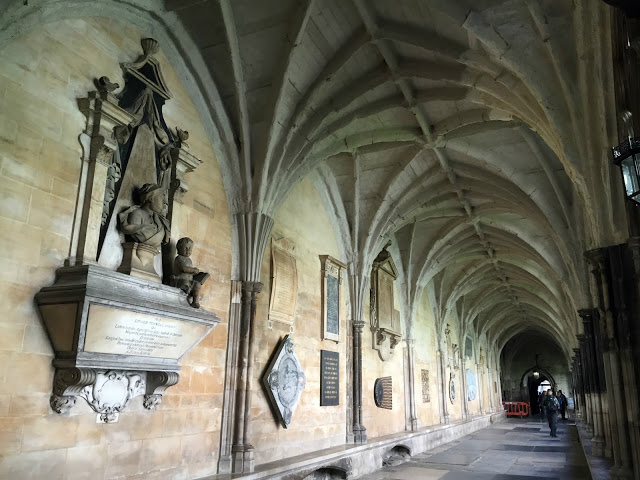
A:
502;401;530;418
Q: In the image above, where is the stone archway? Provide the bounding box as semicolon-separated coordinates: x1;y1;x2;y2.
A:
520;366;557;414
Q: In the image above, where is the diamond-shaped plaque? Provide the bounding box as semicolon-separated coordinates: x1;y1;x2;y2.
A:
262;335;306;428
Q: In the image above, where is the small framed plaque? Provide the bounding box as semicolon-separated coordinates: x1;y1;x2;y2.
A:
374;376;392;409
320;350;339;406
320;255;345;342
421;369;430;403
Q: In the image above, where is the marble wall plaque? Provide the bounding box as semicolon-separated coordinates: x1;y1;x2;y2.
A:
320;350;339;406
421;369;430;403
84;304;211;359
449;373;456;404
326;276;339;334
466;368;477;401
465;335;473;358
374;376;392;409
269;238;298;328
320;255;345;342
377;273;395;331
262;335;306;428
370;248;401;361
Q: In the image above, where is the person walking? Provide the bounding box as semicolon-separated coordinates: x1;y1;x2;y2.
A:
538;390;546;422
556;390;568;421
542;389;560;437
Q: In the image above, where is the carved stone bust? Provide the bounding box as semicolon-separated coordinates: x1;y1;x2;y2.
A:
118;183;170;247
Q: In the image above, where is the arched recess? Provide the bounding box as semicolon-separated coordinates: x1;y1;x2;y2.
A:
0;0;247;249
520;366;557;389
0;14;234;479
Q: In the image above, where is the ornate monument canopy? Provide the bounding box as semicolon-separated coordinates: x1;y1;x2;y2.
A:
261;335;306;428
35;38;217;421
370;243;402;361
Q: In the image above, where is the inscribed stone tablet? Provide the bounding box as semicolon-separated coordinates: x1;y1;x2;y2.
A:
326;275;339;336
421;369;430;403
377;273;394;330
466;368;477;401
320;350;339;406
269;243;298;326
84;304;211;359
465;336;473;358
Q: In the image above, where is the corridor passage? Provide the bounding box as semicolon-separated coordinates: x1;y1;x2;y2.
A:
363;418;590;480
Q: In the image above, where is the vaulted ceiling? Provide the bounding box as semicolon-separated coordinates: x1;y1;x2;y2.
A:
0;0;629;358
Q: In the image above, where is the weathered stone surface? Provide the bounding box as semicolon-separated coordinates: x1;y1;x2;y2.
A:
0;16;231;480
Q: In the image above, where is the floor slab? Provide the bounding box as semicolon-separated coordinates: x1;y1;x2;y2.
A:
357;417;591;479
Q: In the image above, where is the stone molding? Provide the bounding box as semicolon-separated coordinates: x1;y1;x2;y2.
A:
36;264;218;417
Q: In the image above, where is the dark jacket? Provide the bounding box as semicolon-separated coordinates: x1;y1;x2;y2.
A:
543;394;560;413
556;394;567;409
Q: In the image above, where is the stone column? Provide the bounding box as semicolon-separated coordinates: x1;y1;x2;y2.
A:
602;243;638;479
69;91;134;265
577;335;594;435
623;238;640;479
579;309;606;456
218;281;242;473
347;268;367;444
476;362;484;414
436;349;448;423
486;368;494;412
221;211;273;474
351;318;367;443
231;281;262;473
403;338;419;431
571;351;583;418
589;248;632;476
461;358;469;419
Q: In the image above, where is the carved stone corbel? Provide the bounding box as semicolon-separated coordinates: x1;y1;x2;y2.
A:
50;367;97;414
144;371;179;410
375;329;400;350
50;367;179;417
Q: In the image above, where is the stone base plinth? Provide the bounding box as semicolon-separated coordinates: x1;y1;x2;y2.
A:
118;241;161;282
232;445;255;473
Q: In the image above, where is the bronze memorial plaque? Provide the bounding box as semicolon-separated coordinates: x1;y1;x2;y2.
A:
320;350;339;406
374;376;393;409
83;304;211;359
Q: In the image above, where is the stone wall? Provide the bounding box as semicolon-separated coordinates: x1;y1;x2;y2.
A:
360;279;407;438
501;335;571;403
0;13;507;480
252;178;348;465
413;290;440;427
0;18;231;479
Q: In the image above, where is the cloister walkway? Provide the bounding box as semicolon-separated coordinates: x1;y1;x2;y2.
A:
362;417;590;480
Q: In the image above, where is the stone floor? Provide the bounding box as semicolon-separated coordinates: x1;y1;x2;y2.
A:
359;417;591;480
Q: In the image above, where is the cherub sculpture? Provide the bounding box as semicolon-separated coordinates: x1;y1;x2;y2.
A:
171;237;209;308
